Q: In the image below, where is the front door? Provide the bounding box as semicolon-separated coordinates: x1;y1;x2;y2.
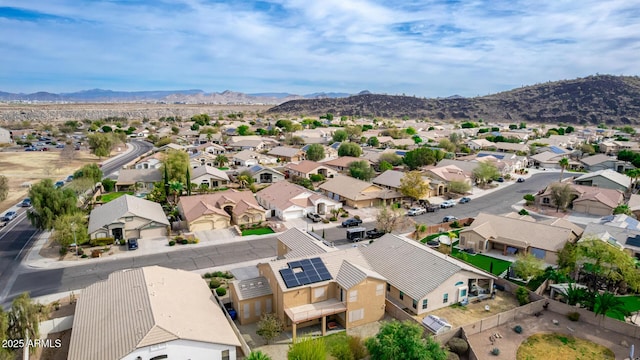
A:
457;287;468;303
112;228;123;241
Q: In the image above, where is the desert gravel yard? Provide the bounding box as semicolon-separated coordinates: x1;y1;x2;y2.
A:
420;291;520;327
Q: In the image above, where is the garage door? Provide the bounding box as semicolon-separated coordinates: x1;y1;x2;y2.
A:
125;229;140;239
283;210;304;220
141;226;167;239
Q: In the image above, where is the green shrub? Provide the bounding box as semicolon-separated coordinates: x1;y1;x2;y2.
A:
330;342;353;360
168;240;176;246
491;348;500;356
309;174;324;182
180;239;189;245
203;272;213;278
288;337;326;360
216;287;227;296
450;220;461;228
330;217;337;221
516;286;530;305
446;352;460;360
90;237;115;246
340;213;349;218
447;337;469;355
518;208;529;216
59;247;68;256
513;325;523;334
81;254;88;258
353;215;360;220
348;336;367;360
322;219;330;224
209;279;221;289
567;312;580;321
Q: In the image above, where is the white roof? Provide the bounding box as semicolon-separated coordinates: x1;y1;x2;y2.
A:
88;195;169;234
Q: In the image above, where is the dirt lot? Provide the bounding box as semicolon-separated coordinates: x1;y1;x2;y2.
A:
0;150;100;213
421;291;521;328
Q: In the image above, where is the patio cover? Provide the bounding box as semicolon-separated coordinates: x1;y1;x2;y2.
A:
285;298;347;323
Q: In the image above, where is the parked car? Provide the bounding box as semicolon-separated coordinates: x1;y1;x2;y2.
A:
440;200;456;208
342;218;363;227
1;211;17;222
0;220;7;228
20;198;31;207
459;197;471;204
495;177;504;183
517;177;525;183
54;180;65;188
425;205;440;212
127;238;139;250
346;227;367;242
407;207;426;216
366;228;386;239
66;175;74;182
307;212;322;222
442;215;458;223
24;147;37;151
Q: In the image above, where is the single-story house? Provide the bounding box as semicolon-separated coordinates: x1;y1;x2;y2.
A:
459;212;583;264
318;175;402;208
424;164;472;188
536;182;624;216
573;169;632;192
178;190;266;231
88;195;169;241
247;165;285;184
233;150;278;167
191;165;230;189
256;181;342;220
372;170;440;198
68;266;241;360
494;142;529;153
598;140;640;155
114;168;162;192
268;146;305;162
467;139;496;151
284;160;338;180
579;154;634;173
321;156;369;172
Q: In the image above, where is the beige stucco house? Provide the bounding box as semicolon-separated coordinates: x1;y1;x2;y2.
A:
88;195;169;241
536;182;624;216
178;190;266;231
318;175;402;208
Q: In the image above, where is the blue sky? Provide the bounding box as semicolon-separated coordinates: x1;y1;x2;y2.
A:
1;0;639;97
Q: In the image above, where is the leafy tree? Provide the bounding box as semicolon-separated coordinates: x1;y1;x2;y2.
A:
146;182;167;203
400;171;430;204
448;180;471;194
515;286;530;305
379;161;393;172
7;293;40;355
593;291;630;320
101;125;113;133
215;154;229;168
365;320;447;360
288;337;326;360
349;160;375;181
577;238;640;292
305;144;325;161
169;180;184;204
338;142;362;157
367;136;379;147
523;194;535;205
379;153;403;166
287;135;305;146
549;183;573;212
405;127;417;135
333;129;348;142
557;242;578;274
620;125;636;135
472;162;500;186
579;143;596;155
256;313;283;345
438;138;456;152
163;149;190;182
0;175;8;202
558;157;569;181
101;178;116;192
247;351;272;360
73;163;103;184
154;136;173;147
613;204;632;215
52;212;89;248
626;168;640;192
345;126;362;142
88;133;114;158
237;125;252;136
512;253;544;280
27;179;77;230
376;206;406;234
275;119;300;133
403;148;442;170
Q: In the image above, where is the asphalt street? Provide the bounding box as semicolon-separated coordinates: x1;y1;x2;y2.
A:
0;139;153;303
1;171;561;305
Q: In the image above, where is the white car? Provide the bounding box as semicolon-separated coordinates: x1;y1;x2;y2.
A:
407;207;426;216
440;200;456;208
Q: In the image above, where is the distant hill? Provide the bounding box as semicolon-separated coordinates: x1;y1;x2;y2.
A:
267;75;640;125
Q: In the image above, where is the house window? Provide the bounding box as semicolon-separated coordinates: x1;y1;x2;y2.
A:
399;291;404;300
266;298;272;313
243;303;250;319
376;284;384;296
460;236;466;246
222;349;230;360
150;356;168;360
386;284;390;292
443;293;449;304
255;301;261;317
349;308;364;323
422;299;428;310
212;180;219;187
349;290;358;303
543;198;550;204
412;299;417;309
460;289;467;297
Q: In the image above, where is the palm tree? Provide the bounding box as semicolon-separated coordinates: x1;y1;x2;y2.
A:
593;291;629;323
558;157;569;181
215;154;229;168
237;174;250;189
626;168;640;194
246;350;272;360
168;180;184;204
7;293;40;358
414;223;427;241
562;282;587;306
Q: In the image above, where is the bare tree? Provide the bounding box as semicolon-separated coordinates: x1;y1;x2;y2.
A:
376;206;406;234
549;183;573;212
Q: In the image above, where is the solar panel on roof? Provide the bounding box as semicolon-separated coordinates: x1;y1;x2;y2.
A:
626;235;640;247
549;146;565;154
280;257;333;288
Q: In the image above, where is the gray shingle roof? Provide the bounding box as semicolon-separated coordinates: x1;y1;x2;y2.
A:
335;260;385;290
232;276;273;301
116;168;162;185
360;234;467;300
88;195;169;234
277;228;336;259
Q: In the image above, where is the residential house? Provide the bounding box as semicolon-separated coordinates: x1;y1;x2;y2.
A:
322;156;369;172
256;181;342;220
114;168;162;192
178;190;266;231
284;160;338;180
546;134;581;148
88;195;169;241
599;140;640;155
459;212;583;264
247;165;285;184
0;127;12;143
467;139;495;151
198;132;222;144
268;146;305;162
628;194;640;219
529;150;574;169
229;139;268;152
202;143;227;155
583;215;640;258
156;143;187;153
191;165;230;189
424;164;472;190
579;154;634;172
494;142;529;153
318;175;402;208
275;228;338;259
372;170;440;198
68;266;241;360
134;154;163;170
573;169;632;192
233;150;278;167
190;152;220;168
536;182;624;216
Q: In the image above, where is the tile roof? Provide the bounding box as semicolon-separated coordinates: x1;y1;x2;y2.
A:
285;160;326;174
574;169;631;188
360;234;492;300
335;260;385;290
322;156;367;168
268;146;302;157
318;175;396;201
248;165;284;176
277;228;337;259
191;165;230;181
580;154;615;166
88;195;169;234
178;190;264;222
232;276;273;301
116;168;162;185
256;181;339;214
68;266;240;360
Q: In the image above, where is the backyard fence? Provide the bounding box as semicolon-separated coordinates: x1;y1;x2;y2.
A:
39;316;74;338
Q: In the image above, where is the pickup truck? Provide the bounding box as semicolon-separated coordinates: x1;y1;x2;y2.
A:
307;212;322;222
0;220;7;228
366;228;386;239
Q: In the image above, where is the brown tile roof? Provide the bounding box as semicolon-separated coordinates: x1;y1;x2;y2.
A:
256;181;338;212
318;175;397;201
285;160;326;174
178;190;263;222
322;156;368;168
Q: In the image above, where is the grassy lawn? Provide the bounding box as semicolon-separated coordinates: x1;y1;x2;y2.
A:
451;247;512;276
241;227;275;236
607;295;640;320
517;333;614;360
100;191;133;203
